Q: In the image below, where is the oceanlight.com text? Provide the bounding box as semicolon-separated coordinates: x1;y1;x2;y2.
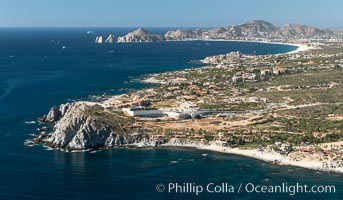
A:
156;182;336;196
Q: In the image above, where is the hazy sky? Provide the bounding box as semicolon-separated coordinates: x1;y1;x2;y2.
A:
0;0;342;27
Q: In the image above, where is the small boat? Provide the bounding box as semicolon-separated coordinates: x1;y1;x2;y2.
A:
25;121;36;124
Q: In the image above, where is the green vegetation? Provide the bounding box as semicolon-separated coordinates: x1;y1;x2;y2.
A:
278;104;343;118
85;104;135;132
134;44;343;149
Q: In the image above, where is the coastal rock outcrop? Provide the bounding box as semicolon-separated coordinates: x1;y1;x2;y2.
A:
29;102;166;150
117;28;165;43
105;34;116;43
45;103;71;122
163;138;206;147
28;101;205;151
95;36;103;44
45;106;61;122
164;29;205;40
43;103;124;149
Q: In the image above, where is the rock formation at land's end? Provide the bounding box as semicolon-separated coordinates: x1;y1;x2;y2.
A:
117;28;165;42
105;34;116;43
26;102;205;151
28;102;152;150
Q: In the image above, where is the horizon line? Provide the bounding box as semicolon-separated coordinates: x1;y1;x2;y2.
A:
0;26;342;29
0;26;214;29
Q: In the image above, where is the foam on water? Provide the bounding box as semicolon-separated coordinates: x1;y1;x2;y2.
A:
0;79;22;101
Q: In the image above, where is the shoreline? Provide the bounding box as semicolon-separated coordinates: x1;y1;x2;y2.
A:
47;141;343;174
205;39;315;55
139;40;313;85
116;38;314;55
105;40;332;174
31;39;336;175
167;38;315;55
158;143;343;174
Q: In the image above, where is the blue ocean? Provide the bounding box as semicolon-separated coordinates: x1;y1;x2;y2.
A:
0;28;341;200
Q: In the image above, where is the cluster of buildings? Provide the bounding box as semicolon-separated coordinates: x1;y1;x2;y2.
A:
232;71;256;83
122;106;198;120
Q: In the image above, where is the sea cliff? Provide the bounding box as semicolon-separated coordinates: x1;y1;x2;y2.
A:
25;100;343;173
29;102;142;150
27;102;206;151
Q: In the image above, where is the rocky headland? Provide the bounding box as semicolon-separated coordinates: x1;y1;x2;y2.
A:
26;102;205;151
25;100;343;173
28;102;141;150
117;28;165;43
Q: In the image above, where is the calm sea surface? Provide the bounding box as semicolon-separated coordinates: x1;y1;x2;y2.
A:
0;28;341;200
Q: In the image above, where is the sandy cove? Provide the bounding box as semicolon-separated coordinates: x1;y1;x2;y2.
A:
274;42;317;55
140;41;314;85
191;38;316;55
224;40;316;55
159;143;343;174
203;145;343;174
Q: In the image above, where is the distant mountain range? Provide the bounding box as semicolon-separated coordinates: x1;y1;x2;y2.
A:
164;20;334;40
97;20;335;43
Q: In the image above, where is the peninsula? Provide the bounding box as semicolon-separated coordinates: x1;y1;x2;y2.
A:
26;21;343;174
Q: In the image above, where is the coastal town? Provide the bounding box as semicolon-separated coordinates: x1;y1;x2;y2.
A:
26;21;343;174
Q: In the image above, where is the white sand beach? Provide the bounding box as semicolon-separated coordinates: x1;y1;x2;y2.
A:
165;143;343;174
200;144;343;174
195;38;316;55
275;42;317;54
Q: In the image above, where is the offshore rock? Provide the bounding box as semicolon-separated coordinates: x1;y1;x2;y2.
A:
105;34;116;43
95;36;103;44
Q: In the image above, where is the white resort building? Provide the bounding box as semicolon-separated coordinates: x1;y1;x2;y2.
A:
122;107;163;118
